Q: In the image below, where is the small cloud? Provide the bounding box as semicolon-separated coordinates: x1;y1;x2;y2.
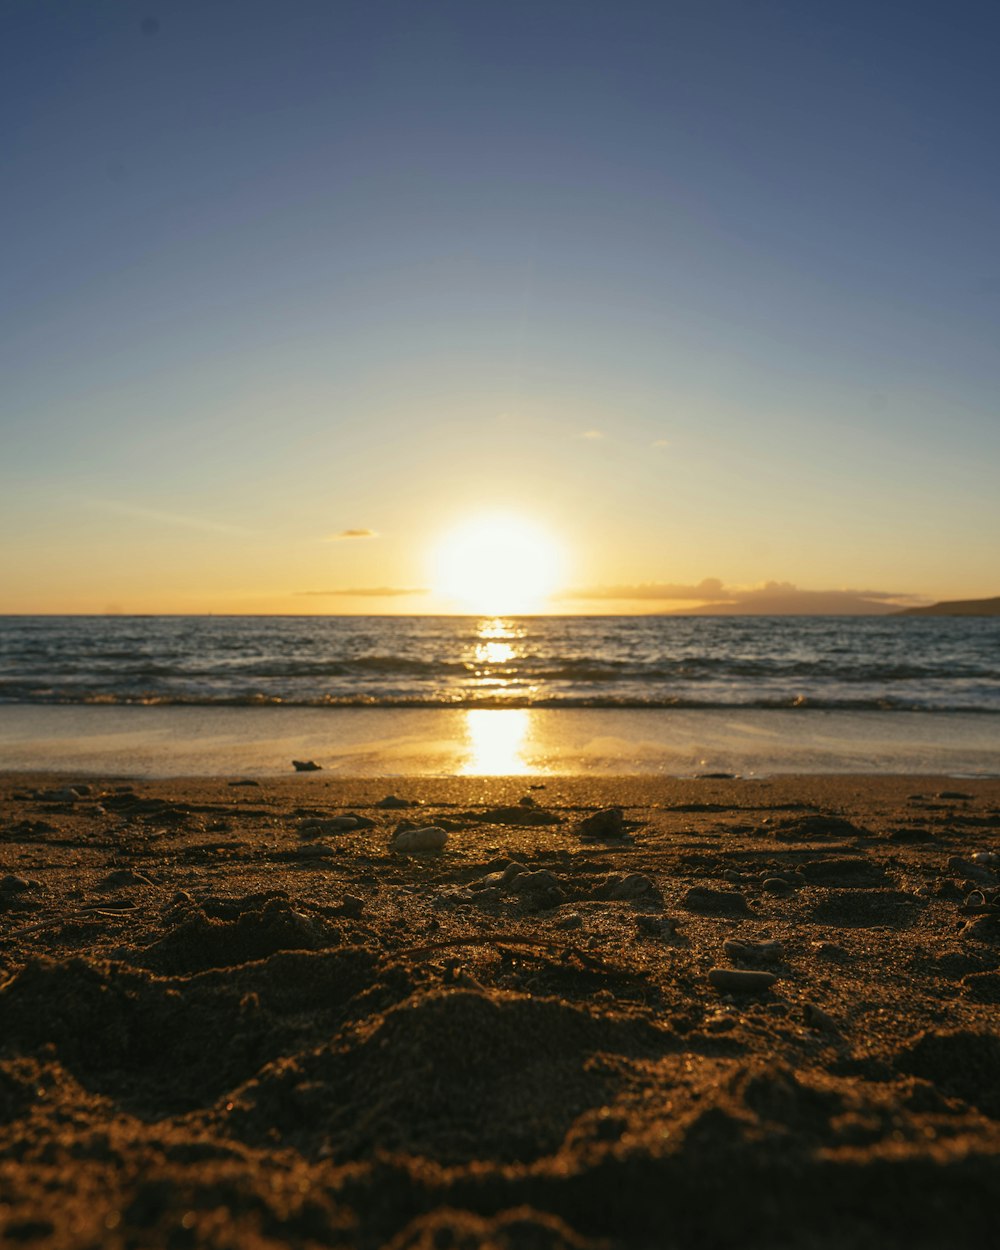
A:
325;528;378;541
651;438;670;449
580;430;605;440
296;587;427;598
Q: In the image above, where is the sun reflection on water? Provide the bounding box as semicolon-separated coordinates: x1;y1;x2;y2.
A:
475;639;516;665
470;618;524;687
461;709;532;774
460;620;539;771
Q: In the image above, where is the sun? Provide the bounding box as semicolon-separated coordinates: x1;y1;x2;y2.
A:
430;514;565;614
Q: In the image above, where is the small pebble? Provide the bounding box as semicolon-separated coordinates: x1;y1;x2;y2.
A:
762;877;793;895
294;844;336;859
636;914;676;938
724;938;783;963
607;872;658;900
0;874;36;893
344;813;378;829
708;968;777;993
510;869;561;895
682;886;750;917
948;855;995;881
298;816;357;835
38;786;84;802
962;915;999;939
803;1002;839;1031
376;795;413;809
390;826;448;852
100;869;153;887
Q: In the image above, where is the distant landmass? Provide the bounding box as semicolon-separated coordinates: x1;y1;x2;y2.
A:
896;596;1000;617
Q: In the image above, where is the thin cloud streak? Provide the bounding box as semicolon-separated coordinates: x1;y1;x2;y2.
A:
297;587;428;598
559;578;728;602
560;579;927;614
325;528;378;540
81;497;256;538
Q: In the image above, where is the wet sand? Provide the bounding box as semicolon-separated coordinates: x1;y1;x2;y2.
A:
1;772;998;1248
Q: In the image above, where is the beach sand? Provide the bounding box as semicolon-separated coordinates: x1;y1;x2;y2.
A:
1;772;998;1248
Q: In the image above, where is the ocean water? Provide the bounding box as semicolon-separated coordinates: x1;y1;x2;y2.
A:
1;614;998;711
1;616;998;777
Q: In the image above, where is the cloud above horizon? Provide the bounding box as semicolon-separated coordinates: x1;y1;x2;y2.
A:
296;586;427;597
325;528;378;540
558;577;730;602
560;579;926;614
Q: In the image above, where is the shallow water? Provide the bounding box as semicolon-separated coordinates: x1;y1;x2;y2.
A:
2;703;998;777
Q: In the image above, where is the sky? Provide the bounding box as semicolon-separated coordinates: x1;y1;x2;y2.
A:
3;0;999;614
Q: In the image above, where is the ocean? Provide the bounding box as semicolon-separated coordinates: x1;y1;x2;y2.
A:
1;615;998;776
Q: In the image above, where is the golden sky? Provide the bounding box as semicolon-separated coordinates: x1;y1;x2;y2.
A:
3;4;999;615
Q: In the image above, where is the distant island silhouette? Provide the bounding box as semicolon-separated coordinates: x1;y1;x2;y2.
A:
896;595;1000;616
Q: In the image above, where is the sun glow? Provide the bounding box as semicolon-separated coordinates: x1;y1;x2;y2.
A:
430;515;564;614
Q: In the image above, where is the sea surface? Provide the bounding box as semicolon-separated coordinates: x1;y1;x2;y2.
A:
1;616;998;777
1;614;998;712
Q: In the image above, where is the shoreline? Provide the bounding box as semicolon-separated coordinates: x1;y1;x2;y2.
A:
1;772;998;1247
3;703;999;778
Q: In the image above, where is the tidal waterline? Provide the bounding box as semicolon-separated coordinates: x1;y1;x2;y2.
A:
1;703;998;778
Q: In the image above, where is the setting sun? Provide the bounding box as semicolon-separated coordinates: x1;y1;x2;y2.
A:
429;515;565;614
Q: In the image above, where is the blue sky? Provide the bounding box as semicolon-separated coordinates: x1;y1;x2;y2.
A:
3;0;999;612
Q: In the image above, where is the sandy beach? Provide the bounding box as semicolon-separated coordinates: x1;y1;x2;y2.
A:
1;771;998;1248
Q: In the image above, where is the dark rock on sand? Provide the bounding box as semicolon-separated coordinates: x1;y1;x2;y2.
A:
291;760;322;772
578;808;626;839
682;886;750;917
466;805;561;826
